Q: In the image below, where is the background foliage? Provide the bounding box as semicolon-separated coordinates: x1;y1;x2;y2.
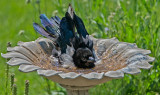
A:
0;0;160;95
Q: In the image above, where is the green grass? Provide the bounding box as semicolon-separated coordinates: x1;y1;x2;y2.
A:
0;0;160;95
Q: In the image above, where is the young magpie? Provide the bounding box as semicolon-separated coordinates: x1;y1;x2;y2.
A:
33;4;95;68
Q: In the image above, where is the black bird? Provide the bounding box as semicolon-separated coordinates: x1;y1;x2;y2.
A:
72;35;95;68
33;4;95;68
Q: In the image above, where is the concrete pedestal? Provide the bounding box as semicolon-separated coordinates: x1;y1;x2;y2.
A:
60;84;94;95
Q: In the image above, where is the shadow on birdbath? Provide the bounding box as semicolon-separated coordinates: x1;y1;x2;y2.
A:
1;36;154;95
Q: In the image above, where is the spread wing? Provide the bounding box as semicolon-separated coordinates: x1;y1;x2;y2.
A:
60;17;74;46
33;23;56;39
33;15;61;39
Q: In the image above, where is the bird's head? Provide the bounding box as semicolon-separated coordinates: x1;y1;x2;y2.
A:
73;47;95;68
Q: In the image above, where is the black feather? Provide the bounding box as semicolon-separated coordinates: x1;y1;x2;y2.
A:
58;12;75;53
73;13;89;38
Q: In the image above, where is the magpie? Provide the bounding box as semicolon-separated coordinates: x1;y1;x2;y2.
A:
33;4;95;68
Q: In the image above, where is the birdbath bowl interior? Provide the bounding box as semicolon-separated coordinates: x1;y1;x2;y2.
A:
1;36;154;95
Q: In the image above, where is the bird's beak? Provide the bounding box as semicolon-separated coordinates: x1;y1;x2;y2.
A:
68;4;74;19
87;57;95;63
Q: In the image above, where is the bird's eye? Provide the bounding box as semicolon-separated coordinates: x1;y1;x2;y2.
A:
81;57;86;61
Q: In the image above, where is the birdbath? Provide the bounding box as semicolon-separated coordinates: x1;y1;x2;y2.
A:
1;36;154;95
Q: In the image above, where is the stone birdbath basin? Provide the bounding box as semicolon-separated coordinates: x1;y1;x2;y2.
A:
1;36;154;95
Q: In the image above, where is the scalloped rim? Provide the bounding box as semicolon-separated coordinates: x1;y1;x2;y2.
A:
14;62;153;79
2;55;153;79
1;37;154;80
